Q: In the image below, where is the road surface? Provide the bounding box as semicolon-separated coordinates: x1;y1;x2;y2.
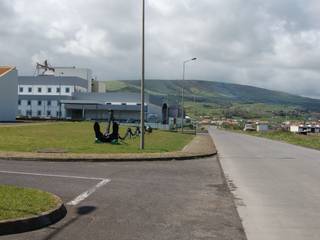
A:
209;127;320;240
0;156;245;240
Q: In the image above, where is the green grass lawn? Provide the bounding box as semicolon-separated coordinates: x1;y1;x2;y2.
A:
243;130;320;150
0;122;194;153
0;185;58;221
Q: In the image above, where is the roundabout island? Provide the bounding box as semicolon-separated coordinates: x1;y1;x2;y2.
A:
0;185;66;235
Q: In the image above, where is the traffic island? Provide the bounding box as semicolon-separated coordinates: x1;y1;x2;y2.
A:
0;185;66;235
0;134;216;162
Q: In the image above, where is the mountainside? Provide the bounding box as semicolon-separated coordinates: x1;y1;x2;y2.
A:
105;80;320;119
106;80;319;108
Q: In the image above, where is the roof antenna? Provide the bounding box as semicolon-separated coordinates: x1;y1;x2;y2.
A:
36;60;55;76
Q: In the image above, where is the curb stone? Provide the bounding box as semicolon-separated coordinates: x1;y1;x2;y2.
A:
0;194;67;235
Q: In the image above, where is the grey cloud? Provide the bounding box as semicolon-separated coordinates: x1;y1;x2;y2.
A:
0;0;320;98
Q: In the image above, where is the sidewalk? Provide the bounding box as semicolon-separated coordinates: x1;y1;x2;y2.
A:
0;134;216;162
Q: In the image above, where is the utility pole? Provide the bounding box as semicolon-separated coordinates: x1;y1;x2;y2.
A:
140;0;145;150
181;57;197;132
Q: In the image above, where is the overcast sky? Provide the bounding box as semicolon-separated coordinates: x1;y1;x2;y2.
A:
1;0;320;98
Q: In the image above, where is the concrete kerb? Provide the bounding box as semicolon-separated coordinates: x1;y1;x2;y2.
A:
0;134;217;162
0;194;67;235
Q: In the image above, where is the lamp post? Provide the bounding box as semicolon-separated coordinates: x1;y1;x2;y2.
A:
181;57;197;132
140;0;146;150
59;72;64;120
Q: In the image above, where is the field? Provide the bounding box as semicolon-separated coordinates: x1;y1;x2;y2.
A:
0;185;58;221
244;130;320;150
0;122;194;153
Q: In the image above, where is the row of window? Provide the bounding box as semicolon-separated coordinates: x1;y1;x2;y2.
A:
25;110;61;117
19;86;70;94
18;100;59;106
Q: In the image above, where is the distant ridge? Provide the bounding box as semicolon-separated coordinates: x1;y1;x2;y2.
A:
105;79;320;111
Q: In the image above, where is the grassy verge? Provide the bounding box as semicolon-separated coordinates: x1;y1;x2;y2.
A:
237;130;320;150
0;122;194;153
0;185;58;221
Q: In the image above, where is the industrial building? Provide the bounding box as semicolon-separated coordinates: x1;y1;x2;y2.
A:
0;66;18;122
17;74;162;122
18;75;88;118
61;92;162;122
17;62;163;122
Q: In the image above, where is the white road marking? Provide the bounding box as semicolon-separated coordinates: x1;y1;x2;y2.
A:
0;170;105;181
67;178;111;206
0;170;111;206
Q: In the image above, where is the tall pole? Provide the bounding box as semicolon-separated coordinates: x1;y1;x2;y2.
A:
181;58;197;132
140;0;145;150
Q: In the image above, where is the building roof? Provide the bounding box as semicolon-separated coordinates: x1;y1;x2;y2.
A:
73;92;150;103
0;66;15;77
18;75;88;89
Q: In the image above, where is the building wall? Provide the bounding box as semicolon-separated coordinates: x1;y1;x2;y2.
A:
92;80;106;93
18;84;87;96
18;99;64;118
290;125;300;133
257;124;269;132
0;67;18;121
53;67;92;92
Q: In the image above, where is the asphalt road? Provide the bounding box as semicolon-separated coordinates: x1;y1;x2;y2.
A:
0;156;245;240
209;127;320;240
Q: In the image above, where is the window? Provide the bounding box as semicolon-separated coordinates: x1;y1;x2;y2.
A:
26;110;32;116
27;100;31;106
19;87;23;93
38;100;42;106
37;110;42;116
56;111;61;117
47;87;52;93
65;87;70;93
56;87;60;93
18;100;21;105
47;100;51;106
28;87;32;93
47;111;51;116
38;87;42;93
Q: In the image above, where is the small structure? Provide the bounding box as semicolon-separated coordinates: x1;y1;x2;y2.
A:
256;122;269;132
290;124;320;134
243;123;255;131
0;66;18;122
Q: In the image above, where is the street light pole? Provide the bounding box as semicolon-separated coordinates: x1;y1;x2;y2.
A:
140;0;145;150
181;57;197;132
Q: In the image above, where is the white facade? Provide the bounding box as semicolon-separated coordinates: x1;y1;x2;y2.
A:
290;125;302;133
18;99;62;118
53;67;92;92
0;67;18;121
18;76;88;119
18;84;85;97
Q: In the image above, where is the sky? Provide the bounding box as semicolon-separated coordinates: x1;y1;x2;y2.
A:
1;0;320;98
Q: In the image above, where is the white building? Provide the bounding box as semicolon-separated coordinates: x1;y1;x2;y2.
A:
53;67;92;92
290;125;320;134
17;75;163;122
18;75;88;118
0;66;18;122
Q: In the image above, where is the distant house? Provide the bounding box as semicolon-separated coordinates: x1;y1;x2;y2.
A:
290;125;307;134
243;123;255;131
256;123;269;132
290;125;320;134
0;66;18;122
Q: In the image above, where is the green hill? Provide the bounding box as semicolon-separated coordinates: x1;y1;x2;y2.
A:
105;80;320;120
